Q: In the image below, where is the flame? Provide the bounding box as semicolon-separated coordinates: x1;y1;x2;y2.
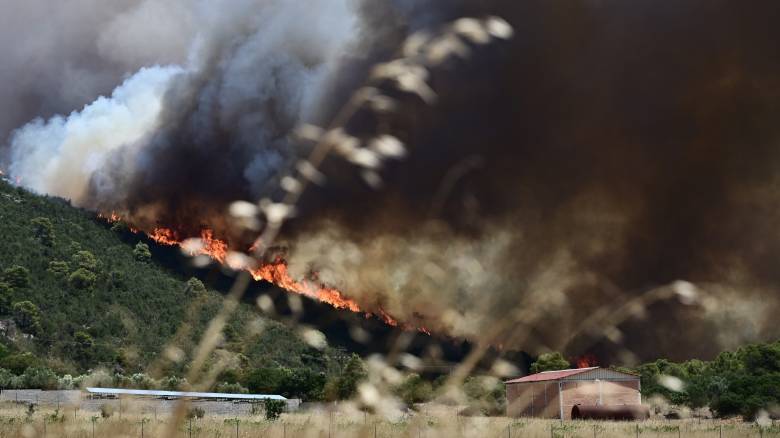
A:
96;212;430;331
575;354;599;368
144;226;406;327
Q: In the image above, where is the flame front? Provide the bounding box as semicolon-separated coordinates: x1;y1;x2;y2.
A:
147;227;399;326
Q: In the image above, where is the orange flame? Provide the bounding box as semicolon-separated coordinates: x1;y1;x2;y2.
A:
575;354;599;368
147;227;404;327
97;212;430;331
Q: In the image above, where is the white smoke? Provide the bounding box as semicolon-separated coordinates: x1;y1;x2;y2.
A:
6;0;362;206
9;66;182;203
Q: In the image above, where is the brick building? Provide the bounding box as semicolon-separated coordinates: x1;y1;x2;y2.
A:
505;367;641;420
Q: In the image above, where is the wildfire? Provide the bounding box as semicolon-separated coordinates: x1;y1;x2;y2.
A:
575;354;599;368
96;211;428;330
146;226;403;326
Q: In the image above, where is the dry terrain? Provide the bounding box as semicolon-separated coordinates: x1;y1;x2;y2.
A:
0;404;776;438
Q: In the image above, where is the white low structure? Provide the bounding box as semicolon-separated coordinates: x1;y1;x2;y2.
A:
86;387;287;401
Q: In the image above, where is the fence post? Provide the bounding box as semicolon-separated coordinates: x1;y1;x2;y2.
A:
719;424;722;438
141;420;144;438
189;417;192;438
635;423;639;438
593;424;597;438
235;418;239;438
550;423;554;438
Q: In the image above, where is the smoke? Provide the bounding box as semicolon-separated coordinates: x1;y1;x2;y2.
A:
9;66;182;202
279;0;780;360
5;0;780;361
5;0;369;229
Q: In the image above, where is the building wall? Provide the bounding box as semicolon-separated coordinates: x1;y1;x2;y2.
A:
506;378;641;420
0;390;301;416
560;380;640;420
506;382;560;419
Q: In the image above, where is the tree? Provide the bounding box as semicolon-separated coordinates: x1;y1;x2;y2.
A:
263;399;285;420
529;352;571;374
74;331;95;364
396;373;434;406
12;301;42;336
185;277;207;296
2;266;30;290
336;354;367;400
244;368;289;394
30;217;55;247
280;368;326;400
133;242;151;262
46;261;70;280
72;250;98;272
0;352;38;375
68;268;97;290
21;367;58;390
0;283;12;315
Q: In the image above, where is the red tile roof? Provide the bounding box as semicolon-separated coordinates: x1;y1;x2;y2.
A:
504;367;599;384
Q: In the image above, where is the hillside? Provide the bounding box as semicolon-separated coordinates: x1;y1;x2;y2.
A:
0;177;342;380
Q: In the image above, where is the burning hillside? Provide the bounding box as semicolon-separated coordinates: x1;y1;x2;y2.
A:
5;0;780;361
98;214;403;327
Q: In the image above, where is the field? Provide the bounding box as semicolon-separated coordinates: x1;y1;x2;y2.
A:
0;404;777;438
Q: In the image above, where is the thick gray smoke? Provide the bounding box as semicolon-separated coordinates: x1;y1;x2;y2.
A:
4;0;364;222
0;0;192;151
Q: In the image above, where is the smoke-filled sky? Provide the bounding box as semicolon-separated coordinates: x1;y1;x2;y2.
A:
3;0;780;362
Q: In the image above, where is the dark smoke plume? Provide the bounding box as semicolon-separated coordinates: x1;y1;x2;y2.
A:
4;0;780;361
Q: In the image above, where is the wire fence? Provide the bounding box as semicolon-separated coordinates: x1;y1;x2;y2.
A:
0;415;778;438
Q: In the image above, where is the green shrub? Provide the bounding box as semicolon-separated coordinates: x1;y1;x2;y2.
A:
2;266;30;290
12;301;42;336
68;268;97;290
529;352;570;374
133;242;151;262
72;250;98;272
21;366;58;390
263;399;285;420
31;217;55;247
46;261;70;279
187;407;205;419
0;352;38;375
0;282;12;314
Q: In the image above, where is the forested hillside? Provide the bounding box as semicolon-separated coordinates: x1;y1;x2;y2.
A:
0;177;345;389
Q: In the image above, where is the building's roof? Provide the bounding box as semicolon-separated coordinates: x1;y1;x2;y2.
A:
85;388;286;401
504;366;640;384
504;367;599;384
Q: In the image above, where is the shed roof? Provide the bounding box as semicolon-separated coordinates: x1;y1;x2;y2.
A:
504;367;638;384
504;367;598;384
85;388;286;401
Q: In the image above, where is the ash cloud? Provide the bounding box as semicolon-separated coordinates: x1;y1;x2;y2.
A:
5;0;780;361
280;0;780;361
5;0;380;231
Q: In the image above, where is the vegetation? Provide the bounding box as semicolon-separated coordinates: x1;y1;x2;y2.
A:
263;399;286;420
0;179;352;397
0;406;773;438
633;340;780;420
529;352;571;374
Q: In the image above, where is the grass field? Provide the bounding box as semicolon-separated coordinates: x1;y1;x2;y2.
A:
0;404;777;438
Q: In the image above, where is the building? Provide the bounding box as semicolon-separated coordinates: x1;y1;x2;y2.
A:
504;367;642;420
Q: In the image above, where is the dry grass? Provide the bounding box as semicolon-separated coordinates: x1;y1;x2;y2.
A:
0;405;776;438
